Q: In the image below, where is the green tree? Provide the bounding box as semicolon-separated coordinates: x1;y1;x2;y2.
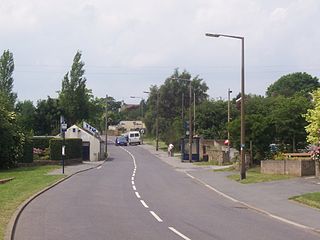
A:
0;50;16;109
15;100;36;133
34;97;61;135
266;72;319;97
59;51;92;125
305;89;320;144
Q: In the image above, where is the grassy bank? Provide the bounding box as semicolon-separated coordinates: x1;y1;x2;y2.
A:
0;166;63;240
290;192;320;210
228;167;292;184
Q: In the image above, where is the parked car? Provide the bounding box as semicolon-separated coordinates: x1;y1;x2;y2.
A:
115;136;128;146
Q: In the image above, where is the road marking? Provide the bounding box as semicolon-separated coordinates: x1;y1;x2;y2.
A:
132;185;136;191
131;177;134;181
140;200;149;208
132;173;135;177
135;192;141;198
186;173;195;179
169;227;191;240
186;172;317;233
150;211;163;222
97;166;102;170
132;181;135;185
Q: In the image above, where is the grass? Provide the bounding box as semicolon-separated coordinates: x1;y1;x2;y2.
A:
0;165;64;240
290;192;320;210
143;138;168;151
227;167;292;184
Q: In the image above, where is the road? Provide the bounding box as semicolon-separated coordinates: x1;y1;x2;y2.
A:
14;143;320;240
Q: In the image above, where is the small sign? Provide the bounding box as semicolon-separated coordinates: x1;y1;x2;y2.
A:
62;145;66;156
61;123;67;131
140;129;145;134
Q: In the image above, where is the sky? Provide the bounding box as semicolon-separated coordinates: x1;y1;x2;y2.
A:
1;0;320;104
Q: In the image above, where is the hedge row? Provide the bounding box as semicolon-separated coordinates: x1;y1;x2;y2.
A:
33;136;54;149
50;138;82;160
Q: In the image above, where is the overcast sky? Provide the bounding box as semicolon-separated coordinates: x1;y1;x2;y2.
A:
1;0;320;104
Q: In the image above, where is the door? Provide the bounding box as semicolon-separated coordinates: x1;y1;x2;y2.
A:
82;142;90;161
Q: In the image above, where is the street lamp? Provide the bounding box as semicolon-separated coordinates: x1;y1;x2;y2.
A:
227;88;232;162
130;96;144;118
143;91;160;151
172;77;193;162
205;32;246;179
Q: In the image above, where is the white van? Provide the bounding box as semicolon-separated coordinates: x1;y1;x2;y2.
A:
127;131;141;145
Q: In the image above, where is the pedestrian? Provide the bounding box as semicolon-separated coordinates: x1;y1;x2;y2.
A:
168;143;174;157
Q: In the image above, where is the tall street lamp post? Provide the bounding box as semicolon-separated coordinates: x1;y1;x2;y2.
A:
205;32;246;179
227;88;232;161
105;94;108;156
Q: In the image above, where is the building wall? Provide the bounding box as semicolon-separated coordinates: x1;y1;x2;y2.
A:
261;159;315;176
65;125;105;161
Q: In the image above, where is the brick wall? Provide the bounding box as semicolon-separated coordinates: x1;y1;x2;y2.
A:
261;159;315;176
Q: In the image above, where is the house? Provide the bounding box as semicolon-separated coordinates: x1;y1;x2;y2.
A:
64;122;106;161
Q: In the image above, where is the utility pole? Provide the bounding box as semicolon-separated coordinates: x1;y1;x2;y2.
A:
189;82;193;162
60;116;67;174
156;91;159;151
105;94;108;157
227;88;232;161
182;92;184;135
193;91;196;136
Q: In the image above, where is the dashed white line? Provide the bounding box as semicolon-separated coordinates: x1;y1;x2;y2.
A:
150;211;163;222
132;185;136;191
131;177;134;181
132;181;135;185
140;200;149;208
135;192;141;199
169;227;191;240
97;166;102;170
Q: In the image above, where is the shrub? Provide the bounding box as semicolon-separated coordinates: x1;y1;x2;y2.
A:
50;138;82;160
33;136;54;149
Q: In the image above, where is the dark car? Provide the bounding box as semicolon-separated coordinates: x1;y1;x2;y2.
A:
115;136;128;146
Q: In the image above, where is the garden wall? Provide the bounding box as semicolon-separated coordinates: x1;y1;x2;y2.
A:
261;159;315;176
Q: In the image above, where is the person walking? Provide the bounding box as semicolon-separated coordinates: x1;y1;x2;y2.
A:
168;143;174;157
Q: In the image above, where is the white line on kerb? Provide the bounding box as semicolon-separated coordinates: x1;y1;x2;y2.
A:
150;211;163;222
140;200;149;208
186;173;195;179
135;192;141;198
132;185;136;191
169;227;191;240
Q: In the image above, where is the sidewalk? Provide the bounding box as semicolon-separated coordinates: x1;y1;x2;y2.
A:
140;144;320;231
48;161;105;176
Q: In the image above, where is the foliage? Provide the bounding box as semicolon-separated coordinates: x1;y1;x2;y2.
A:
59;51;92;125
50;138;82;160
33;136;54;149
21;138;33;163
15;100;36;133
305;89;320;144
144;69;208;146
290;192;320;210
266;72;319;97
0;105;25;168
34;97;61;135
0;50;16;110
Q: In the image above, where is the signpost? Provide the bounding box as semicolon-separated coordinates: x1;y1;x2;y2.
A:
61;116;67;174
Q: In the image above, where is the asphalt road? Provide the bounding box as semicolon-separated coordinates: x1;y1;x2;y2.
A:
14;143;320;240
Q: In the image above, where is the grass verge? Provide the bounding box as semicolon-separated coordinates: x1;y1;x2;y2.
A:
143;138;168;151
0;165;63;240
228;167;292;184
290;192;320;210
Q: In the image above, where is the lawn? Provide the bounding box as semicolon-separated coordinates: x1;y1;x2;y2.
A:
143;137;168;151
290;192;320;210
0;165;63;240
228;167;292;184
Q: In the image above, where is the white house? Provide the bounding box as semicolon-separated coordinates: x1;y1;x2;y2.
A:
64;122;106;162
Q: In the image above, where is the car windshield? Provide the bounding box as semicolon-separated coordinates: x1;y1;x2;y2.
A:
118;136;126;141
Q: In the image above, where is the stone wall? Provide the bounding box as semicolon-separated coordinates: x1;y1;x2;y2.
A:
261;159;315;176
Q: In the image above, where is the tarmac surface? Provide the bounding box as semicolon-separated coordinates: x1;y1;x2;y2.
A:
140;144;320;232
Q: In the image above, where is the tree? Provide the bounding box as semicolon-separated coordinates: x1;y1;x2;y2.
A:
34;97;61;135
305;89;320;144
59;51;92;125
266;72;319;98
15;100;36;133
0;50;16;109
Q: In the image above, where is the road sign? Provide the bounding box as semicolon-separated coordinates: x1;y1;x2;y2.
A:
61;123;67;132
140;129;145;134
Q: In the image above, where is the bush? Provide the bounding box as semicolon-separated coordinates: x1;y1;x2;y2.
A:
33;136;54;149
21;138;33;163
50;138;82;160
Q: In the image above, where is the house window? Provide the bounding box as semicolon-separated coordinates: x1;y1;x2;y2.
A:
73;128;76;132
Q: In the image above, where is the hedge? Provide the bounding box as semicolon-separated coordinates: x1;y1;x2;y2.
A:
50;138;82;161
33;136;54;149
21;138;33;163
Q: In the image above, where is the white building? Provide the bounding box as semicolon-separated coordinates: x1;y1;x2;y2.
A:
64;123;106;161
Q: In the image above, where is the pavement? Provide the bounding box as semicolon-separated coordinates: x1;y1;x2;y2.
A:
48;161;105;175
140;144;320;232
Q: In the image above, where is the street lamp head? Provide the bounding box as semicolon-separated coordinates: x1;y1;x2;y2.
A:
205;33;220;38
